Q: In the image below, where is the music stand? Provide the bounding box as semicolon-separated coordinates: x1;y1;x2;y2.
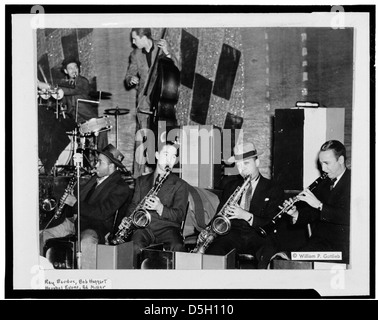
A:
76;98;100;123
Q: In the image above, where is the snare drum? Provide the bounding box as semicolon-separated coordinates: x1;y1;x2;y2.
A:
78;116;112;136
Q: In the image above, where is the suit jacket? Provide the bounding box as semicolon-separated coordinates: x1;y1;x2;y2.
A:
126;172;189;232
296;169;351;261
61;75;97;123
76;170;132;243
217;174;285;231
125;40;179;104
183;186;220;237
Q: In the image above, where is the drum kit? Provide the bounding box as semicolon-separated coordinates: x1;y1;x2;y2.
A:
38;88;133;269
38;88;130;175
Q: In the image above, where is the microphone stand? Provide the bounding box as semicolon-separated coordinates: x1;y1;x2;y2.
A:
73;130;83;269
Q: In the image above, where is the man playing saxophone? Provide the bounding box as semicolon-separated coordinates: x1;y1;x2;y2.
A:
205;141;284;269
120;141;189;263
62;144;132;269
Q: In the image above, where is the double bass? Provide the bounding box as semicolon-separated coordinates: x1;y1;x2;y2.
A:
137;28;180;129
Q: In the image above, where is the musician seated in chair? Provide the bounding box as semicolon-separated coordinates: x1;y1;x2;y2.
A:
116;141;188;265
275;140;351;264
204;141;285;269
63;144;132;269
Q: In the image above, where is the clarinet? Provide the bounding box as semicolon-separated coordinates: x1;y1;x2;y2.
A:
258;172;328;237
54;177;77;219
42;176;77;231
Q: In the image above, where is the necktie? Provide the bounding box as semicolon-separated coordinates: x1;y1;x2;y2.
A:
243;183;253;210
330;178;337;191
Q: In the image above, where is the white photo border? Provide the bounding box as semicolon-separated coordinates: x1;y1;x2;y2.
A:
9;5;373;298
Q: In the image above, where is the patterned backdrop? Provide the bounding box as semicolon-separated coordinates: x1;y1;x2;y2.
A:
37;27;246;174
36;27;353;177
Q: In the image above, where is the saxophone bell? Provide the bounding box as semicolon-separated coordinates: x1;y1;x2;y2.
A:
192;175;253;254
211;215;232;235
109;166;172;245
132;208;151;228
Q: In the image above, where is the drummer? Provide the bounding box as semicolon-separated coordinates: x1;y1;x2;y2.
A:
59;57;94;121
38;56;108;151
62;56;108;150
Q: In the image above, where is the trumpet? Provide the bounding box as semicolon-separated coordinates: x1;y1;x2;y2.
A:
109;166;172;245
258;172;328;237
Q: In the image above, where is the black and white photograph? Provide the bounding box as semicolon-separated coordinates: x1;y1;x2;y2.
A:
6;3;374;301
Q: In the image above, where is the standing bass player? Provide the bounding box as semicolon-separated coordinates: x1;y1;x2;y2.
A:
124;28;180;177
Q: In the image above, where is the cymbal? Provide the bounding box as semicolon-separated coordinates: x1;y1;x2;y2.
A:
104;107;130;116
89;91;112;99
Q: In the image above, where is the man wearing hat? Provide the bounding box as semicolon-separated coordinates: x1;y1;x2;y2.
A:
205;141;285;269
58;56;97;123
63;144;132;269
61;56;109;157
37;56;108;152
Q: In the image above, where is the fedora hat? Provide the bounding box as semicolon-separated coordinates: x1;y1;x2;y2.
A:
94;144;125;169
227;142;261;163
61;56;81;70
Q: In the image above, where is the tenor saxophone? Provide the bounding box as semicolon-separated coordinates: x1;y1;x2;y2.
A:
109;166;172;245
192;175;253;254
